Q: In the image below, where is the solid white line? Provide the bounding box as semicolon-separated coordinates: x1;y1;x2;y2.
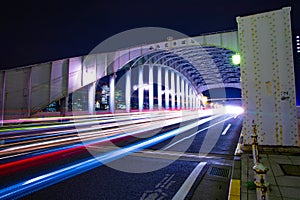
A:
143;150;222;159
221;124;231;135
162;115;233;150
172;162;207;200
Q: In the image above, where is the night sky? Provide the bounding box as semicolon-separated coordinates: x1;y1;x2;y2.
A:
1;0;300;69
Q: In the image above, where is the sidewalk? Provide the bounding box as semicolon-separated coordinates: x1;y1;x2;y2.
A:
240;147;300;200
228;108;300;200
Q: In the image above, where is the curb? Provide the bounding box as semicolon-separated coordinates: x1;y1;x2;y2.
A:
228;133;243;200
241;144;300;155
228;155;241;200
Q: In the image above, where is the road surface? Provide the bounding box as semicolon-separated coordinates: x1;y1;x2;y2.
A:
0;107;243;199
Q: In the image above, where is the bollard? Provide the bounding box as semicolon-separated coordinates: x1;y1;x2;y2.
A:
253;163;270;200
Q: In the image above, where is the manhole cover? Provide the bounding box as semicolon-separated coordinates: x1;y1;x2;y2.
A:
280;164;300;176
208;166;230;178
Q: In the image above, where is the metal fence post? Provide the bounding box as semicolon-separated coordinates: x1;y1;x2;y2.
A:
251;120;269;200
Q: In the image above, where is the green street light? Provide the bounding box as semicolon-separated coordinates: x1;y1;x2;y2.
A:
232;54;241;65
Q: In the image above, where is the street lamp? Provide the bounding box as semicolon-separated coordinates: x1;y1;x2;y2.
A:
232;54;241;65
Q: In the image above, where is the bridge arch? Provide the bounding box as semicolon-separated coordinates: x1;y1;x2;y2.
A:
93;44;241;113
0;30;240;120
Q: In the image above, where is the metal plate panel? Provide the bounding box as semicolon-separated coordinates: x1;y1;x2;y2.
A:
237;7;298;146
193;35;204;45
4;68;30;119
205;34;221;46
141;45;152;54
118;49;130;68
83;54;96;86
96;53;107;79
50;59;68;102
68;57;83;93
129;47;142;60
220;31;239;52
106;52;118;75
30;63;51;112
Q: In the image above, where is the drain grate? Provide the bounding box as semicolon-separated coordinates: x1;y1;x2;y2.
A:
280;164;300;176
208;166;230;178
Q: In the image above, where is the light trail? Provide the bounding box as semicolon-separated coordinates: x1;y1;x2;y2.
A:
1;111;136;126
0;110;213;176
0;110;208;156
0;112;148;134
0;110;181;133
0;111;223;199
1;110;182;141
0;113;200;160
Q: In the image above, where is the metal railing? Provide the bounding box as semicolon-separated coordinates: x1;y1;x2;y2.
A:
251;121;270;200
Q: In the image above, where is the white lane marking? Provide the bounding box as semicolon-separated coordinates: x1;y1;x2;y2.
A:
143;150;222;160
221;124;231;135
162;115;233;150
172;162;207;200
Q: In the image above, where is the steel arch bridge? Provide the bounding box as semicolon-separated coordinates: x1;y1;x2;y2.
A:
105;45;240;112
1;7;297;147
125;45;240;93
0;31;240;120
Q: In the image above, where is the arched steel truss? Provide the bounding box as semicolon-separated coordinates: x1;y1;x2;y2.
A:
122;45;241;95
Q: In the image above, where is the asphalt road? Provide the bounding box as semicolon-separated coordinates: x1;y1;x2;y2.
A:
0;109;243;200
